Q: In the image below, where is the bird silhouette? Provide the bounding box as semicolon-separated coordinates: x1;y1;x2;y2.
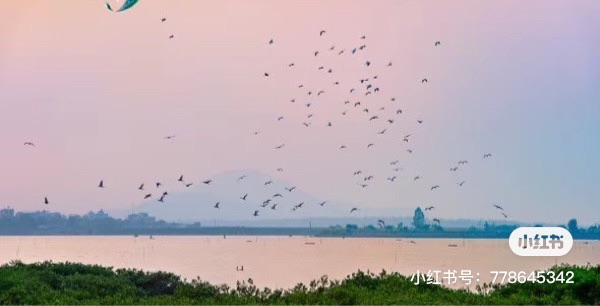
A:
431;185;440;190
484;153;492;158
450;167;459;171
421;78;428;83
457;181;466;186
24;142;35;147
98;180;104;188
264;180;273;185
378;129;387;134
387;176;397;182
414;176;421;181
285;186;296;192
273;193;283;198
138;183;144;190
158;195;165;202
354;170;362;176
237;175;247;181
268;38;274;44
156;182;162;188
319;30;326;36
433;218;441;224
501;212;508;218
492;204;504;210
144;194;152;199
214;202;220;209
350;207;358;213
44;197;49;205
271;204;278;210
178;175;184;182
424;206;435;211
435;41;441;46
164;135;175;140
264;72;270;77
417;120;423;124
319;201;326;206
161;17;167;22
275;144;285;149
185;183;193;187
169;35;174;39
253;210;259;217
241;194;248;201
203;180;212;185
369;115;379;121
367;143;374;148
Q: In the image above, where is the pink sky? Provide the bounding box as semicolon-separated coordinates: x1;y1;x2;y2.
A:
1;1;599;224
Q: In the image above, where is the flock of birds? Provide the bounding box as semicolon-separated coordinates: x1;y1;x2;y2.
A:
23;16;510;226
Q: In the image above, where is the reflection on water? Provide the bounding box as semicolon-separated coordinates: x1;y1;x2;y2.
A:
1;236;598;289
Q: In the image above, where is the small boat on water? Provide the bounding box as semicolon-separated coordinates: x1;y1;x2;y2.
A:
133;234;139;238
305;242;315;245
448;244;458;247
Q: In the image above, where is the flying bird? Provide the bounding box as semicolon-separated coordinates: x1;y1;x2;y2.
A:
450;167;459;171
237;175;247;181
275;144;285;149
417;120;423;124
264;180;273;185
484;153;492;158
457;181;466;186
241;194;248;201
319;201;326;207
492;204;504;210
169;35;174;39
435;41;441;46
98;180;104;188
285;186;296;192
350;207;358;213
161;17;166;22
273;193;283;198
414;176;421;181
354;170;363;176
164;135;175;140
378;129;387;134
178;175;184;182
319;30;326;36
44;197;49;205
203;180;212;185
421;78;428;83
387;176;397;182
433;218;441;224
268;38;274;44
24;142;35;147
138;183;144;190
214;202;220;209
144;194;152;199
156;182;162;188
253;210;259;217
431;185;440;190
185;183;193;187
424;206;435;211
501;213;508;218
158;195;165;202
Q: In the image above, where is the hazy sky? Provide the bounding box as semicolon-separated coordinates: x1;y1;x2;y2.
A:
1;0;599;224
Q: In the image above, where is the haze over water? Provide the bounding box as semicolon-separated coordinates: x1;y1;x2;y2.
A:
1;236;598;289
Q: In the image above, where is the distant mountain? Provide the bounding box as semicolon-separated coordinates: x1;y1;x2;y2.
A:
111;169;356;223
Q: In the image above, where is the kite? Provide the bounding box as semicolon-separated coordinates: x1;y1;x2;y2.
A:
105;0;139;12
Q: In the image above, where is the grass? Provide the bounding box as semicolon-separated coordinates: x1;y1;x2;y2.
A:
0;261;598;304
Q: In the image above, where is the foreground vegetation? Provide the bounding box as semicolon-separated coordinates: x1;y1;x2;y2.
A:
0;261;599;304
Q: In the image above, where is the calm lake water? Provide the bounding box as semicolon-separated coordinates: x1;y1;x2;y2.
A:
1;236;598;289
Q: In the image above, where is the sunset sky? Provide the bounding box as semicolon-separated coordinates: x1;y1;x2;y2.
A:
1;0;599;224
